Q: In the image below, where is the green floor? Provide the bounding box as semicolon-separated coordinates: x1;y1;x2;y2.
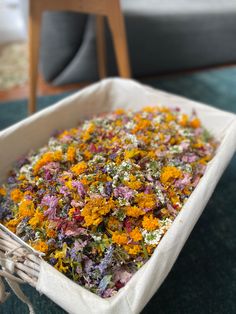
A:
0;67;236;314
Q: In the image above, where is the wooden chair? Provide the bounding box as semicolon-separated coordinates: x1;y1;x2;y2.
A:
28;0;131;114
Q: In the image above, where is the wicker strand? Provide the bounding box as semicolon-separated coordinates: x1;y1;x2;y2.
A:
0;226;42;313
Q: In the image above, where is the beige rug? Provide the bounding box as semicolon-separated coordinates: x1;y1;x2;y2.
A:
0;41;28;91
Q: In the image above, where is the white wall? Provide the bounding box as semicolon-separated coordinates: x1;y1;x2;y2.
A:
0;0;27;44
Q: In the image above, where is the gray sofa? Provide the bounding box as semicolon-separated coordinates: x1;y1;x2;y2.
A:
40;0;236;85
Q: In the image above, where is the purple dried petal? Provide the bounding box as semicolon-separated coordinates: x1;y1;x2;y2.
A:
17;157;29;168
44;169;52;181
144;185;153;194
42;195;59;219
71;199;84;208
84;258;94;273
7;176;16;184
114;270;132;285
175;173;191;188
64;226;86;237
59;186;70;196
102;288;117;298
113;186;134;201
167;203;178;217
49;258;57;266
105;182;113;197
182;154;198;163
97;245;114;275
72;181;86;198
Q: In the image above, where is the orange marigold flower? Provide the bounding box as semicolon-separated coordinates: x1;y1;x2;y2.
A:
114;108;125;115
33;151;62;174
142;214;159;231
160;208;169;216
171;195;180;205
83;150;92;160
54;151;63;161
115;119;122;127
10;189;23;203
18;199;35;217
31;241;48;253
67;146;76;162
179;113;189;127
190;117;201;128
70;161;87;176
28;208;44;228
0;186;6;196
125;174;142;190
165;113;175;122
124;244;142;255
58;130;70;139
136;193;156;210
160;166;182;185
132;119;151;133
112;231;128;245
68;207;76;219
82;197;115;227
5;218;21;233
124;149;142;160
65;179;73;190
46;228;57;238
17;174;26;181
107;216;120;230
147;151;156;159
80;177;89;185
142;106;155;113
130;227;143;242
126;180;142;190
126;206;144;218
146;245;155;255
159;107;170;113
82;123;95;141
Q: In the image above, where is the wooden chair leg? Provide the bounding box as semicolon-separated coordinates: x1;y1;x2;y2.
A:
107;0;131;78
28;1;42;115
96;15;107;79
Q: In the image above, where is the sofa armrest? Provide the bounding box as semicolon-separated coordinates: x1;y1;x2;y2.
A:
40;11;87;82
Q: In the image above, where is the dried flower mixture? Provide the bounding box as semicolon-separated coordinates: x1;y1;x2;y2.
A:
0;106;217;297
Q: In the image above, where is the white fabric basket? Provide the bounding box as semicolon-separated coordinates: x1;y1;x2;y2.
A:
0;78;236;314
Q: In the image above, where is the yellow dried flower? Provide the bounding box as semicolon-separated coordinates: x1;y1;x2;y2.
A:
31;240;48;253
67;146;76;162
160;166;182;185
0;187;6;196
142;214;159;231
5;218;21;233
112;231;128;245
10;188;23;203
124;149;142;160
29;208;44;228
18;199;35;217
70;161;87;175
130;227;142;242
124;244;142;255
136;193;156;210
34;151;62;174
190;117;201;128
107;216;120;230
68;207;76;219
125;206;144;218
82;197;115;227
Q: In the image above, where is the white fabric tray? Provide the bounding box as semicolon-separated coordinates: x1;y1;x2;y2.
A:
0;78;236;314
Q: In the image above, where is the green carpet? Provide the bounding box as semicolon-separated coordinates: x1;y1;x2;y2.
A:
0;68;236;314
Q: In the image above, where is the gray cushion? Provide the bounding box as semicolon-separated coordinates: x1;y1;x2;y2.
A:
40;1;236;84
40;11;87;82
